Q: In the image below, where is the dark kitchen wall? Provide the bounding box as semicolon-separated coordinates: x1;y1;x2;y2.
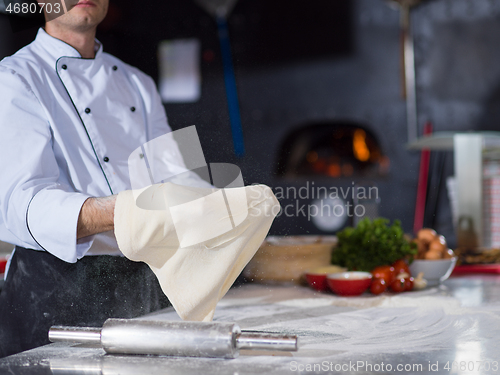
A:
95;0;418;237
2;0;500;246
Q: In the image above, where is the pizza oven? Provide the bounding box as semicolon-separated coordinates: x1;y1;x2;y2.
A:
275;121;389;179
270;121;388;235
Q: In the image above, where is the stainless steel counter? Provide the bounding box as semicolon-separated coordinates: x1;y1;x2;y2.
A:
1;275;500;374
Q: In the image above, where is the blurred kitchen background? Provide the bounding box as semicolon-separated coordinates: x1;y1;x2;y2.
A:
2;0;500;254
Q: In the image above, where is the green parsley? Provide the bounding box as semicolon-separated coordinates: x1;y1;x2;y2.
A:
331;218;417;272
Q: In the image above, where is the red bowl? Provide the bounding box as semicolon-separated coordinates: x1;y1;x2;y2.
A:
305;266;347;292
0;258;7;274
327;272;372;296
305;273;329;292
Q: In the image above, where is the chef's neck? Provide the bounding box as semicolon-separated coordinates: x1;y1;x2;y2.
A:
44;24;97;59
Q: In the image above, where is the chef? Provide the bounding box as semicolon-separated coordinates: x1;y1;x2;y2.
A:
0;0;182;357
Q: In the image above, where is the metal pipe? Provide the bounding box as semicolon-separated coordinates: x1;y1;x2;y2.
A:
49;326;101;344
401;1;418;144
387;0;423;143
236;331;299;351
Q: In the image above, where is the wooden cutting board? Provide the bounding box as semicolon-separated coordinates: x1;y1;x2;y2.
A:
243;236;337;284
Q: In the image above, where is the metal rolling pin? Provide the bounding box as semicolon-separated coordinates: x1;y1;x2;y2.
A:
49;318;298;359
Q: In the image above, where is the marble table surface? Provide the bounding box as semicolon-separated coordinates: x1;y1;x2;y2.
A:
1;274;500;375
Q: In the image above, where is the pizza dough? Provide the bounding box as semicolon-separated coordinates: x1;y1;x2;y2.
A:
114;182;280;321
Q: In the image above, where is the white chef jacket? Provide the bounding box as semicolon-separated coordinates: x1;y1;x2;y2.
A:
0;28;177;263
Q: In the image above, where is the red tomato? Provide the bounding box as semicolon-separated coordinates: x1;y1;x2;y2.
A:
390;278;406;293
371;265;395;284
404;277;414;291
370;278;387;295
392;259;410;277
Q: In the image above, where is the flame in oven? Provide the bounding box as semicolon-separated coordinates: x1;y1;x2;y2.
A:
353;129;370;162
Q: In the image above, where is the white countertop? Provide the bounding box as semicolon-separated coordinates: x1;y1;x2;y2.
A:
2;275;500;374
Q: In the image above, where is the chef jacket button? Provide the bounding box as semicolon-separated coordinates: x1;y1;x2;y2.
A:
103;157;110;162
112;65;118;71
130;107;136;112
85;108;91;114
61;64;67;70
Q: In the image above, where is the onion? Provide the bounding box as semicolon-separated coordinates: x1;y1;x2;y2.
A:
417;228;437;245
429;235;447;253
413;239;428;259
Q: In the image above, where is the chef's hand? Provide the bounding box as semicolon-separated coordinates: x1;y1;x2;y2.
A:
77;195;116;239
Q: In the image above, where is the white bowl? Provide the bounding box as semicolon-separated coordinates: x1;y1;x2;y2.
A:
409;258;457;287
327;271;372;280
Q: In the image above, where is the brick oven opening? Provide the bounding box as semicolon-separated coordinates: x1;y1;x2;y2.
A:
275;122;389;178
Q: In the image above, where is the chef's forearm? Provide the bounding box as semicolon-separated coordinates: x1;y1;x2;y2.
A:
77;195;117;239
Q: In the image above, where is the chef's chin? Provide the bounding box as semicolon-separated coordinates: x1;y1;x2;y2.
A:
45;0;109;29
